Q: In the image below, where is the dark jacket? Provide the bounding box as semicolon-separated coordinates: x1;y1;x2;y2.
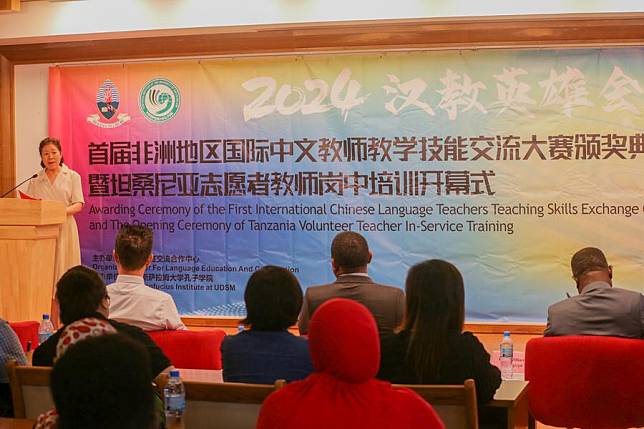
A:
378;330;501;403
545;281;644;338
221;330;313;384
298;274;404;335
32;313;171;377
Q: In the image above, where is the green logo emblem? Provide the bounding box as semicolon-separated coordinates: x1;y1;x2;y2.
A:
139;78;181;123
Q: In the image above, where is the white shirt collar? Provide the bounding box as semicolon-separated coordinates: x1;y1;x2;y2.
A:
115;274;146;285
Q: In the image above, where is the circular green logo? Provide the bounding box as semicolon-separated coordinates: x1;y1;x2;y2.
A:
139;78;181;123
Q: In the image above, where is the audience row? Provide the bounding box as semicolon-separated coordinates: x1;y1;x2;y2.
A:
0;225;641;428
223;232;501;400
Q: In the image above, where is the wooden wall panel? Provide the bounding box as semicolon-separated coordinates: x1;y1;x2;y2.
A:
0;14;643;64
0;0;20;13
182;316;547;336
0;54;14;197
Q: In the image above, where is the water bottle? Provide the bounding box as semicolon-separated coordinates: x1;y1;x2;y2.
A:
500;331;513;380
164;370;185;424
38;314;54;345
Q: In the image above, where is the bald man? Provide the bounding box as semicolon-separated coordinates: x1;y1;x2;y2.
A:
544;247;644;338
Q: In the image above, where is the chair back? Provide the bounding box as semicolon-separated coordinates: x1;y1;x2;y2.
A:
394;379;478;429
5;360;54;419
148;329;226;369
525;336;644;429
179;379;285;429
9;321;39;352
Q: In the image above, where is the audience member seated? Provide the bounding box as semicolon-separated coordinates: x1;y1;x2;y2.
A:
0;318;28;417
32;265;172;380
378;260;501;405
298;232;404;335
38;333;157;429
35;317;118;428
257;298;444;429
545;247;644;338
222;265;313;383
107;224;186;331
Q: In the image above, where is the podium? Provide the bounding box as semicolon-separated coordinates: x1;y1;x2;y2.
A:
0;199;66;322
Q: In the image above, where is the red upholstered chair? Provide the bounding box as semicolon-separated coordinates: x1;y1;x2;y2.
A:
9;321;39;352
148;329;226;370
525;336;644;429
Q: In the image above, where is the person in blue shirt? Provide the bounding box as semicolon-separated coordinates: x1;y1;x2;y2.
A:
221;265;313;384
0;319;28;416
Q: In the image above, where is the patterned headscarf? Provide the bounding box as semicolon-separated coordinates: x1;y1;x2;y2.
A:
35;318;117;429
55;318;117;361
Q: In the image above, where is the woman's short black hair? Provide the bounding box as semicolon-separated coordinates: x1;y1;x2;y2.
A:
51;334;156;429
241;265;303;331
56;266;107;325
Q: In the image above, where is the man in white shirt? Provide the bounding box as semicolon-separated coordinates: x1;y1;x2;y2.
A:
107;224;186;331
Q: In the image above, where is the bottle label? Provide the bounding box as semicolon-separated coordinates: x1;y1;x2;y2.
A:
38;332;51;345
165;395;185;413
501;345;513;358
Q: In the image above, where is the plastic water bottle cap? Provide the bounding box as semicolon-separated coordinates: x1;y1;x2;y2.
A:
169;370;180;378
42;314;50;320
503;331;510;336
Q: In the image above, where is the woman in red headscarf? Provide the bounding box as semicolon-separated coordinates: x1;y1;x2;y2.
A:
257;298;444;429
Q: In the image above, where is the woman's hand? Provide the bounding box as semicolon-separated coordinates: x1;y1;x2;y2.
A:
66;202;83;215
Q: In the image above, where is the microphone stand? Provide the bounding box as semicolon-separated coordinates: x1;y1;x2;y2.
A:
0;174;38;198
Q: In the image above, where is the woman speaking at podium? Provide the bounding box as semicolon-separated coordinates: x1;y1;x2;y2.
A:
27;137;84;282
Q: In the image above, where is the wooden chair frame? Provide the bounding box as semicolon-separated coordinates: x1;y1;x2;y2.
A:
394;379;479;429
5;360;53;419
183;379;285;403
166;379;285;429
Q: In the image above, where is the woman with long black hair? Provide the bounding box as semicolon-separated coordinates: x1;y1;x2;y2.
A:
378;259;501;403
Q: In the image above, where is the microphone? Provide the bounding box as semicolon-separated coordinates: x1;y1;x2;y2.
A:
0;173;38;198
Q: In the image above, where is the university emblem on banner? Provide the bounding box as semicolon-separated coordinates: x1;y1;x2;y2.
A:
86;79;131;128
139;78;181;123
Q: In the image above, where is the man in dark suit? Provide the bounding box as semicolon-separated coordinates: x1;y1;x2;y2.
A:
544;247;644;338
298;232;404;335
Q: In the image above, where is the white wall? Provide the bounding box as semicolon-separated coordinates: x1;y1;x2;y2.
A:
14;64;49;187
1;0;643;42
